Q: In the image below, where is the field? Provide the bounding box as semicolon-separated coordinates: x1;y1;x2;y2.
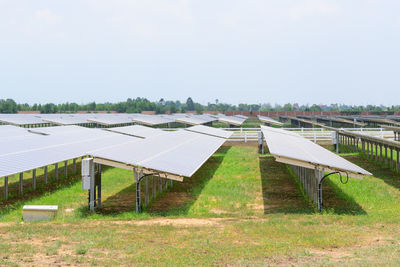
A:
1;145;400;266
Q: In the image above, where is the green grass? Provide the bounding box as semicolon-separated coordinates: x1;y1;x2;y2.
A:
1;145;400;265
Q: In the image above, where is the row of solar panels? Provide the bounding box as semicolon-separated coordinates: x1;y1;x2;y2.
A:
0;113;248;127
0;124;233;180
0;122;371;181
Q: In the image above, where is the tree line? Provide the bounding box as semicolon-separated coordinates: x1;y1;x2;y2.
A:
0;98;399;114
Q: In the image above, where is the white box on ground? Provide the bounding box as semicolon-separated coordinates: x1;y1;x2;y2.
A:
22;205;58;222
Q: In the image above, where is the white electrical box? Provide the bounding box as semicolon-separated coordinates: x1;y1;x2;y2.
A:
81;158;91;176
82;176;91;190
331;132;338;144
258;132;263;145
81;158;93;190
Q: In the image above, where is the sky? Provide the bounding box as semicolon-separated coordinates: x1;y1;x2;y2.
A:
0;0;399;106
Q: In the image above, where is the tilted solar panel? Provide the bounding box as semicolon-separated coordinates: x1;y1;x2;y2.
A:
257;115;283;126
89;130;225;178
106;125;167;138
261;125;371;177
185;125;233;139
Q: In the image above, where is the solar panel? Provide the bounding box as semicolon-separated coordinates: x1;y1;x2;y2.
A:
257;115;283;126
175;116;212;126
28;125;93;135
106;125;167;138
234;114;248;119
131;114;174;126
40;114;91;125
87;115;133;126
0;125;30;138
217;114;247;126
90;130;225;178
185;125;233;139
261;125;371;177
0;114;45;125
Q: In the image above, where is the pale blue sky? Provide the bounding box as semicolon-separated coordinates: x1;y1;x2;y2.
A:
0;0;399;105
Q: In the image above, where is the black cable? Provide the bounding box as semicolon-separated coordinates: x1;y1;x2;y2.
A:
321;171;348;184
340;172;349;184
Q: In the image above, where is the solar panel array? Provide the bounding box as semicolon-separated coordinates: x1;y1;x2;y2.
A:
0;114;46;126
0;113;245;128
0;126;136;178
0;124;232;181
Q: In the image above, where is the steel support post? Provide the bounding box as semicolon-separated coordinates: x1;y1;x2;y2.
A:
97;164;102;209
89;159;95;212
64;160;68;178
152;175;156;199
158;175;162;194
4;176;8;200
316;169;324;212
361;140;365;154
390;148;394;169
145;176;149;206
44;166;48;184
134;170;143;213
385;146;388;166
73;159;76;173
19;173;23;195
336;132;339;153
32;169;36;190
355;138;359;152
55;163;59;180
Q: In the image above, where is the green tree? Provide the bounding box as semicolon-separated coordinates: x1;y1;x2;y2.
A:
186;97;195;111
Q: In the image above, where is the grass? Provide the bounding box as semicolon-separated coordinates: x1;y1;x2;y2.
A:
1;145;400;265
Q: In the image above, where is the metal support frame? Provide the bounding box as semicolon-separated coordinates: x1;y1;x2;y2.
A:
133;170;157;213
291;164;349;212
317;171;348;212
